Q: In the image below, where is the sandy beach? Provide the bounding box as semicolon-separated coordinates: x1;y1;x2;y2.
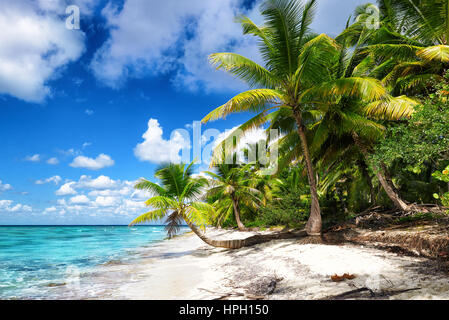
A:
85;228;449;300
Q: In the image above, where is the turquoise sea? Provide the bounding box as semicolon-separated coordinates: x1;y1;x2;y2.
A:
0;225;188;299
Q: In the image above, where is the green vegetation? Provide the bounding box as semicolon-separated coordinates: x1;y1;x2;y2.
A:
433;166;449;207
131;0;449;246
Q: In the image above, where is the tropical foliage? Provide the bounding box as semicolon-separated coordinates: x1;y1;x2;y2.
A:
131;0;449;247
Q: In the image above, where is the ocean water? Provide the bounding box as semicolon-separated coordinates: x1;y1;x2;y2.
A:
0;225;188;299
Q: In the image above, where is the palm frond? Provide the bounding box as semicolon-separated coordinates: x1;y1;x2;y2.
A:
363;95;418;120
202;89;282;123
184;202;214;230
417;45;449;63
209;53;280;88
134;179;166;196
144;196;178;210
299;77;387;104
128;209;167;226
164;211;184;238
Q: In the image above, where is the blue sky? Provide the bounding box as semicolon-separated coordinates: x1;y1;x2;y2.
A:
0;0;366;225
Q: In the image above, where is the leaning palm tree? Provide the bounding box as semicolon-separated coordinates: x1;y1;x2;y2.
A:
202;0;391;235
129;162;248;249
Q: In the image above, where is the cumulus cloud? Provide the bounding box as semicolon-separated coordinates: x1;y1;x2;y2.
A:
36;175;62;185
69;195;90;204
90;0;261;91
55;182;77;195
70;154;115;170
48;175;149;217
0;180;12;192
95;196;118;207
0;200;32;212
0;1;87;102
77;175;117;189
134;118;190;164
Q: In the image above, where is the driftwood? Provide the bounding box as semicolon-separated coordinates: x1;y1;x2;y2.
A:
321;287;421;300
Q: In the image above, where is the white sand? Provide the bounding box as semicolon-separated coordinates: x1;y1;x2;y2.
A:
86;229;449;300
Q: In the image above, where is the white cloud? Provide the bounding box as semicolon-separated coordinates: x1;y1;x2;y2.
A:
134;118;190;164
47;175;148;217
0;200;32;212
0;1;86;102
44;206;57;213
95;196;118;207
36;175;62;185
172;0;262;92
89;186;131;197
0;200;13;208
70;154;115;170
36;0;100;16
69;195;90;204
90;0;261;91
78;175;117;189
0;180;12;192
25;154;41;162
55;182;77;195
85;109;94;116
46;157;59;165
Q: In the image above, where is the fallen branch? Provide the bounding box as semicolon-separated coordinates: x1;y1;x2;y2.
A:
321;287;421;300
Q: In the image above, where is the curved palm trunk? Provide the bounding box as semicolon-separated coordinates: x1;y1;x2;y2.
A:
184;220;308;249
295;115;322;236
231;196;246;231
185;220;246;249
352;133;410;211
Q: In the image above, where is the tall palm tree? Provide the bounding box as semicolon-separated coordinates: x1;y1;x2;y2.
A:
203;0;394;235
129;162;247;249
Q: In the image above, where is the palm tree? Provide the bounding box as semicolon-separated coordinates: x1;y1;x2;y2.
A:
129;162;248;249
205;163;261;230
202;0;394;235
331;3;421;210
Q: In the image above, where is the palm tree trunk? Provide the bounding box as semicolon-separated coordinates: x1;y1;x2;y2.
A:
295;114;322;236
352;133;410;211
374;168;409;210
184;220;246;249
231;196;246;231
184;219;307;249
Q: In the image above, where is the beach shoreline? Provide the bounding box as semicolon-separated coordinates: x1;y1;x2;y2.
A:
88;228;449;300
